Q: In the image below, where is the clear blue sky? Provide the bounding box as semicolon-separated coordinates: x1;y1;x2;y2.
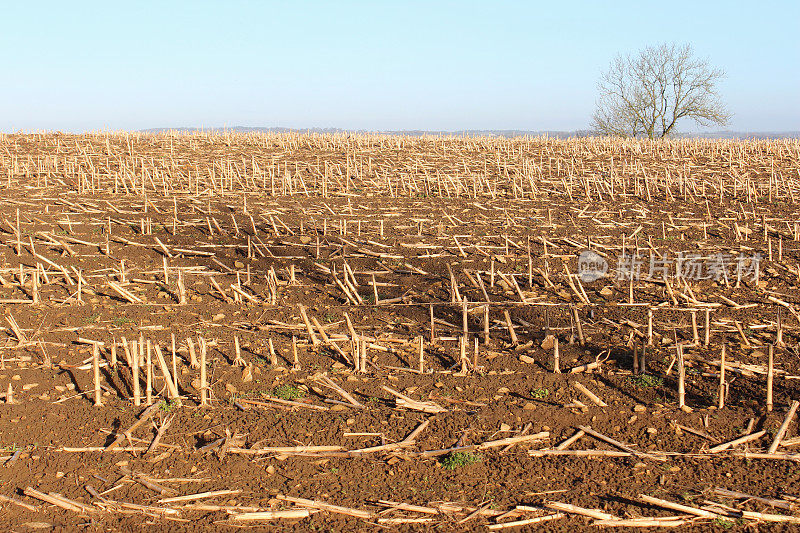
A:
2;1;798;132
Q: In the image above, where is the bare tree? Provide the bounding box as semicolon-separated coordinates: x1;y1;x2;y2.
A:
592;43;730;139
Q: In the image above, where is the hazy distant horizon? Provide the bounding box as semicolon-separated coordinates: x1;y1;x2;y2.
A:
131;126;800;140
3;125;799;140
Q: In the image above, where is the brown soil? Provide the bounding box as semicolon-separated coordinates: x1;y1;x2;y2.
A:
0;133;799;531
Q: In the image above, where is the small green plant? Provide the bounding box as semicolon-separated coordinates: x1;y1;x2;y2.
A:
272;385;305;400
630;374;663;388
440;451;481;470
253;354;271;365
323;313;336;323
159;399;178;412
713;518;735;529
0;443;35;454
81;313;101;325
531;388;549;399
112;316;134;327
